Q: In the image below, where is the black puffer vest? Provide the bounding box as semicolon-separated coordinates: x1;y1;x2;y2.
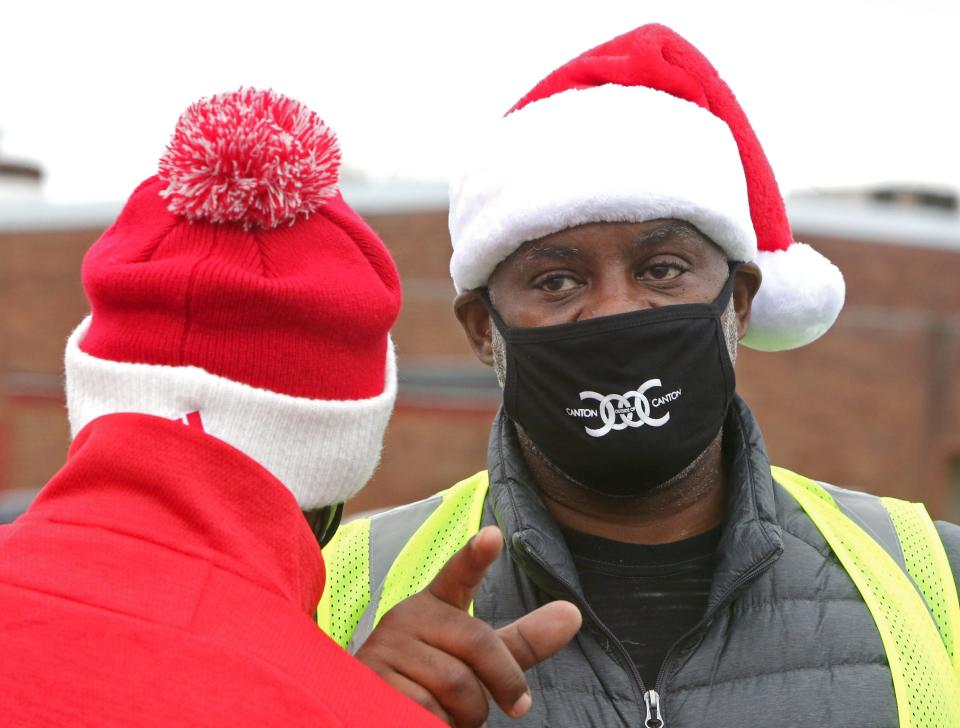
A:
469;397;960;727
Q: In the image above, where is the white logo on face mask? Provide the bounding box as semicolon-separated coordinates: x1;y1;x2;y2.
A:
576;379;680;438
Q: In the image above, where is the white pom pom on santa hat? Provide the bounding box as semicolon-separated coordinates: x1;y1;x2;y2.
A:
744;243;845;352
158;88;341;230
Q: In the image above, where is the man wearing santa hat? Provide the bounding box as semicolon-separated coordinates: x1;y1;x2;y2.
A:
318;25;960;727
0;88;451;725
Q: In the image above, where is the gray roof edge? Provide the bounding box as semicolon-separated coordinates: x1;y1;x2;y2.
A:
0;179;450;232
0;200;123;232
341;180;449;214
787;196;959;250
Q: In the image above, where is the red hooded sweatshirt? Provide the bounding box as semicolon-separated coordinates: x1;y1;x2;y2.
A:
0;413;439;727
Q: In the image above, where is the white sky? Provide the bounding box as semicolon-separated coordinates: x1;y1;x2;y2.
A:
3;0;958;203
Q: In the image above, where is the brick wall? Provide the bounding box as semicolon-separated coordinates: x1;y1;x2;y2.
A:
735;235;960;514
2;211;959;522
1;227;94;492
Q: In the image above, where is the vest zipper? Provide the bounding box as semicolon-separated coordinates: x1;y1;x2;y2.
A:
643;689;664;728
516;531;781;728
650;547;782;702
512;534;653;722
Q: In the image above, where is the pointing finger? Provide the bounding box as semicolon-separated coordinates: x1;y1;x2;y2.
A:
427;526;503;611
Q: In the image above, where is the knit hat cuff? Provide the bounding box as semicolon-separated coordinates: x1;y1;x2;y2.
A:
65;317;397;509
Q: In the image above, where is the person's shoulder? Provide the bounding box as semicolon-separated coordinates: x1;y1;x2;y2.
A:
351;471;490;527
934;520;960;540
352;490;447;528
934;520;960;578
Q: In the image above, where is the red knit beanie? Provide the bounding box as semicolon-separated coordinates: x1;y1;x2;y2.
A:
66;88;400;509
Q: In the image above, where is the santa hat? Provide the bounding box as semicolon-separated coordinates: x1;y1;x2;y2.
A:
449;24;845;351
65;88;399;509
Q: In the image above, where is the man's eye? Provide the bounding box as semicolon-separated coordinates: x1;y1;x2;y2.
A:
537;274;579;292
640;264;683;281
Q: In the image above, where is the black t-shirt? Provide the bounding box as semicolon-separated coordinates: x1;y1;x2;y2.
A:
562;526;721;689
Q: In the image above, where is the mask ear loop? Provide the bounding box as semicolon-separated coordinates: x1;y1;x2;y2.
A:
728;260;747;281
712;261;742;312
476;287;513;335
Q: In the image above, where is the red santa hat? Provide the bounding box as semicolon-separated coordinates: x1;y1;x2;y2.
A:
449;24;845;351
65;88;399;509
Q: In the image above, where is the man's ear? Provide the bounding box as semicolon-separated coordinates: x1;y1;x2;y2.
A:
454;290;495;367
733;262;762;340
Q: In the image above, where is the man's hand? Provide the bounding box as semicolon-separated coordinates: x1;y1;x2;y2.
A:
355;525;582;727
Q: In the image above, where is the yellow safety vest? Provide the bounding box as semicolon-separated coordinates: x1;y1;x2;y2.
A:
318;467;960;727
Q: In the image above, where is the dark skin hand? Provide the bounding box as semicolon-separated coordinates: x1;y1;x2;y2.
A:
455;219;761;543
356;526;582;726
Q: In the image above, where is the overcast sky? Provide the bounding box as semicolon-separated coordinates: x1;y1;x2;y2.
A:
3;0;958;203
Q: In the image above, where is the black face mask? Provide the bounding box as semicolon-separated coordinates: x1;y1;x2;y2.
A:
483;274;737;497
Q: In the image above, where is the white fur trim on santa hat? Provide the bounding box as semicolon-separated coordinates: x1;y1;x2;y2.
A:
449;83;756;291
742;243;846;352
64;317;396;510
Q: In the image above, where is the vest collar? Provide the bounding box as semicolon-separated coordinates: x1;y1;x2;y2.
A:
709;396;784;609
486;395;783;606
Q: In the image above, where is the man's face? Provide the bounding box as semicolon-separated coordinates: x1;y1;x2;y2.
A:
455;219;761;370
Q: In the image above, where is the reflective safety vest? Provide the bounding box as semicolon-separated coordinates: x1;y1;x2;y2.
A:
318;467;960;727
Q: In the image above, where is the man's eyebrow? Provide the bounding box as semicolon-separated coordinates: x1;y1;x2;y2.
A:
631;221;709;248
517;242;585;261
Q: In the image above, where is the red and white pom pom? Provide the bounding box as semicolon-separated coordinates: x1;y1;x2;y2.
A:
158;88;341;229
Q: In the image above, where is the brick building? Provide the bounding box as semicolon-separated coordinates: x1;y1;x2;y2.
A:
2;184;959;521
